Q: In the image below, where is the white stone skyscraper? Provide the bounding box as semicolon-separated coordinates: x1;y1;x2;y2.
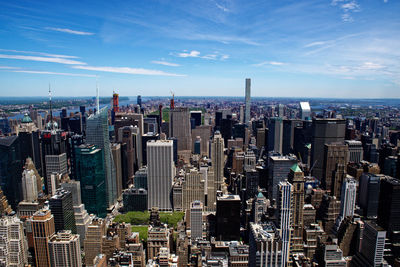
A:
147;140;175;211
245;78;251;125
0;215;28;267
211;131;224;190
277;181;293;267
86;107;117;208
335;177;357;230
22;168;38;201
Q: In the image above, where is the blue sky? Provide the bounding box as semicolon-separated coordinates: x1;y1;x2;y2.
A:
0;0;399;98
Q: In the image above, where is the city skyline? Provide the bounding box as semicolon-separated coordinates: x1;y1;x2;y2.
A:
0;0;399;98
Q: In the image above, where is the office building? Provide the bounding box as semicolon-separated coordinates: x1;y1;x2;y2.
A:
147;140;175;211
75;144;107;217
253;192;268;224
169;107;192;151
352;221;387;266
345;140;363;163
84;218;106;266
182;168;205;212
244;78;251;125
48;230;82;267
335;177;357;230
216;195;241;241
45;153;67;195
134;167;147;189
192;125;212;156
311;118;346;180
249;222;283;266
320;242;347;267
378;176;400;249
268;155;297;200
118;126;135;183
0;135;23;208
359;173;381;218
245;169;259;199
323;142;349;192
18;113;41;174
190;200;203;240
288;163;304;253
147;225;170;260
190;111;202;127
211;131;225;190
21;166;38;202
31;209;55;267
123;188;148;212
267;117;283;154
299;102;311;120
282;119;302;155
0;215;28;267
277;181;293;267
49;189;77;234
86;107;117;208
111;143;123;199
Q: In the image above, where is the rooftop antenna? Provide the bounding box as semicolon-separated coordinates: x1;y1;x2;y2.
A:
49;83;53;125
96;77;100;114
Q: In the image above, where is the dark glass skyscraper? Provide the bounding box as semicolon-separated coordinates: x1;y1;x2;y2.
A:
75;144;107;217
49;189;77;234
86;108;117;208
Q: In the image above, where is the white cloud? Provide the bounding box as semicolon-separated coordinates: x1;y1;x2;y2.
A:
253;61;285;67
304;41;327;48
215;2;230;12
331;0;360;22
11;70;97;77
383;0;388;3
358;62;384;70
151;60;180;67
177;50;201;58
0;49;78;59
0;54;86;65
0;66;21;69
72;65;185;76
46;27;94;36
220;55;229;60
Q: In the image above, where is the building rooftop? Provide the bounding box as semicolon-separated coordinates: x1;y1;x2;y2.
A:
217;194;240;201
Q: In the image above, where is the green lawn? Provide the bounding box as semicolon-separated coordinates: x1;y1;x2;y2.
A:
131;226;148;242
114;211;184;229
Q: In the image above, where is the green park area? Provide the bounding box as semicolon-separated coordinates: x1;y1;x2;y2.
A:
114;211;184;242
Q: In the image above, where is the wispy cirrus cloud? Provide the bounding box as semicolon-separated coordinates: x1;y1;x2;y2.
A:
11;70;97;77
331;0;360;22
304;41;327;48
175;50;229;60
0;54;86;65
151;60;180;67
0;49;78;59
72;65;186;77
46;27;95;36
0;66;21;70
253;61;285;67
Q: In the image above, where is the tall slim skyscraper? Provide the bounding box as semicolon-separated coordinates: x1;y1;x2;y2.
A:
244;78;251;125
288;163;304;253
147;140;175;211
335;177;357;230
0;214;28;267
111;143;123;199
49;189;77;234
211;131;225;190
86;107;117;208
22;166;38;202
31;209;55;267
267;117;283;153
359;173;381;218
48;230;82;267
182;168;205;212
268;155;297;200
190;200;203;240
277;181;293;267
311;118;346;180
323;142;349;192
169;107;192;152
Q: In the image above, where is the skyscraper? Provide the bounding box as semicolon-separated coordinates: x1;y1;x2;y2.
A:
245;78;251;125
111;143;123;199
49;189;77;234
31;209;55;267
147;140;175;211
323;142;349;192
288;163;304;253
86;107;117;208
311;118;346;180
216;195;241;241
0;214;28;267
277;181;293;267
268;155;297;200
21;164;38;202
75;144;107;217
335;177;357;230
267;117;283;153
182;168;205;212
211;131;225;190
299;102;311;121
84;218;106;266
359;173;381;218
169;107;192;152
45;153;67;195
48;230;82;267
190;200;203;240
